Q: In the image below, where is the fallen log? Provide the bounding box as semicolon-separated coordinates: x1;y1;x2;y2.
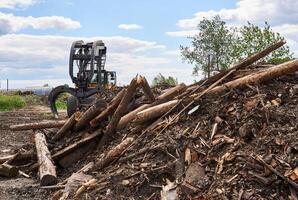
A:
10;120;66;131
195;40;286;86
135;100;179;124
34;131;57;186
153;83;186;105
117;104;150;130
52;131;101;161
97;77;138;148
0;150;36;165
139;76;155;102
94;137;134;170
74;99;107;131
90;88;126;127
0;163;18;177
208;59;298;96
52;111;81;141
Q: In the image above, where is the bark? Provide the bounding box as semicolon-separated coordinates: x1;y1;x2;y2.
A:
90;88;126;127
195;40;286;86
0;163;18;177
208;59;298;96
153;83;186;106
52;131;101;161
135;100;179;124
52;111;81;141
34;131;57;186
74;99;107;131
10;120;66;131
95;137;134;170
139;76;155;102
117;104;150;130
97;77;138;148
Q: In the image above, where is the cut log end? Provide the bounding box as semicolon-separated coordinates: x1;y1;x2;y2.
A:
40;174;58;186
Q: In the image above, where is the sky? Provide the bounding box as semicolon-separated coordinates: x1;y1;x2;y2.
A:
0;0;297;89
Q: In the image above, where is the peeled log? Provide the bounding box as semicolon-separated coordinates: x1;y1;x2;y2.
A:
90;88;126;127
75;99;107;131
52;111;81;141
135;100;179;124
97;77;138;148
0;163;18;177
208;59;298;96
153;84;186;105
95;137;134;170
139;76;155;102
10;120;66;131
117;104;150;130
34;131;57;186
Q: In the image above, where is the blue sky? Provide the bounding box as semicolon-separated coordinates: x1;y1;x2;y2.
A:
0;0;297;88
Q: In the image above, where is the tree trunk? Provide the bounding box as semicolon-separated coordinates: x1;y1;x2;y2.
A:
94;137;134;170
74;99;107;131
52;111;81;141
135;100;179;124
208;59;298;96
97;77;138;148
10;120;66;131
90;88;126;127
117;104;150;130
34;131;57;186
0;163;18;177
139;76;155;102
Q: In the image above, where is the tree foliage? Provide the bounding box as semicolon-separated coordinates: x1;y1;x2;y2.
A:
180;16;235;78
152;73;178;87
181;16;293;78
232;22;293;64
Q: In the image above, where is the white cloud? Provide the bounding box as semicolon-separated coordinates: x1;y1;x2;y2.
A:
0;12;81;34
0;0;37;9
177;0;298;29
118;24;143;30
165;30;199;37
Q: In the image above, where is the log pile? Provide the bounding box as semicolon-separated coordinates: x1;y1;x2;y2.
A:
5;41;298;199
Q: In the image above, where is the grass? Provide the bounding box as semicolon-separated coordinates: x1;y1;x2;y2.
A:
55;93;69;110
0;94;26;111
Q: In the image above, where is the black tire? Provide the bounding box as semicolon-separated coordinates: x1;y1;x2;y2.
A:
67;96;78;117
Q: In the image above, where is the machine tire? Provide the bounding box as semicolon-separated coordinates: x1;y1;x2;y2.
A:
67;96;78;117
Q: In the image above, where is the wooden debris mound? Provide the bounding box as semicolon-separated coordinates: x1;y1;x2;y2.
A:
5;40;298;199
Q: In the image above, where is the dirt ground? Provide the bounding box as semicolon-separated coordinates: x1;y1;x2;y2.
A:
0;105;66;200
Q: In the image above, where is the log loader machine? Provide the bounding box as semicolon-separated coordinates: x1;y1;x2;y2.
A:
48;40;116;118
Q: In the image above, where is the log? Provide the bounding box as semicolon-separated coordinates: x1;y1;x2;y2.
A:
139;76;155;102
10;120;66;131
74;99;107;131
117;104;150;130
94;137;134;170
195;40;286;86
208;59;298;96
52;111;81;141
52;131;101;161
0;163;18;177
90;88;126;127
97;77;138;148
34;131;57;186
153;83;186;105
0;150;36;165
135;100;179;124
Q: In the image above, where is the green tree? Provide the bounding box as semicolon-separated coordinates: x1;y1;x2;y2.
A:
232;22;293;64
180;15;235;78
152;73;178;87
